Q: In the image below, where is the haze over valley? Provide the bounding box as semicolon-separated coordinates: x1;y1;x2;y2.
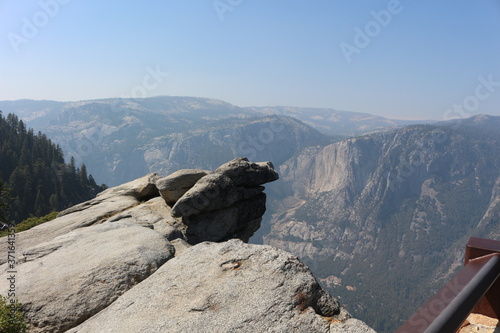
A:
1;96;499;331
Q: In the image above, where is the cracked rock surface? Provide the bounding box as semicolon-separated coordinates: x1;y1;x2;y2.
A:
170;157;279;244
68;240;375;333
0;222;174;333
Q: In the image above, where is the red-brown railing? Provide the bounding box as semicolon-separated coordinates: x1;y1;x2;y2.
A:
397;237;500;333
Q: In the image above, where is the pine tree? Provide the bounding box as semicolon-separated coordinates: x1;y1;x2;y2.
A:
79;163;88;185
88;174;97;187
69;156;76;174
49;194;59;211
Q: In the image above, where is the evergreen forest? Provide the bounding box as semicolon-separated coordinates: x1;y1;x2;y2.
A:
0;112;106;223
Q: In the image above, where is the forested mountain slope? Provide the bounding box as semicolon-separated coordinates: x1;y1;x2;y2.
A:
0;112;106;223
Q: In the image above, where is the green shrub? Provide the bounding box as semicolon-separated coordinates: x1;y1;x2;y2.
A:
0;211;59;237
0;295;27;333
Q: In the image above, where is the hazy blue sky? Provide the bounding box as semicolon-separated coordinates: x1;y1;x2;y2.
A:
1;0;499;120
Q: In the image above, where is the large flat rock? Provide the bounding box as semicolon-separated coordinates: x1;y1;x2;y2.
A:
0;173;160;266
0;222;174;332
69;239;374;333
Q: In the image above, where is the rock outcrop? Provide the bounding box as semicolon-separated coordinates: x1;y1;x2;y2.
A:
156;169;210;204
2;222;174;332
214;158;279;187
0;173;162;266
68;240;374;333
170;158;279;244
171;173;263;217
0;158;375;332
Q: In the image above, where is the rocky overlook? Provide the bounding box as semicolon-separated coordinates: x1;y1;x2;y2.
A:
0;157;374;333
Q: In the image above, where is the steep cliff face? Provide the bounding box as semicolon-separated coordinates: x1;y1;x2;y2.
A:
264;116;500;331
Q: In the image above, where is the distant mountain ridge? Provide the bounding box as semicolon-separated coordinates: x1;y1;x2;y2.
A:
249;106;432;136
0;97;432;187
0;97;432;136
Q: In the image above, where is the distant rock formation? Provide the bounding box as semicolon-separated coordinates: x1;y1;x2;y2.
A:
0;158;375;332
